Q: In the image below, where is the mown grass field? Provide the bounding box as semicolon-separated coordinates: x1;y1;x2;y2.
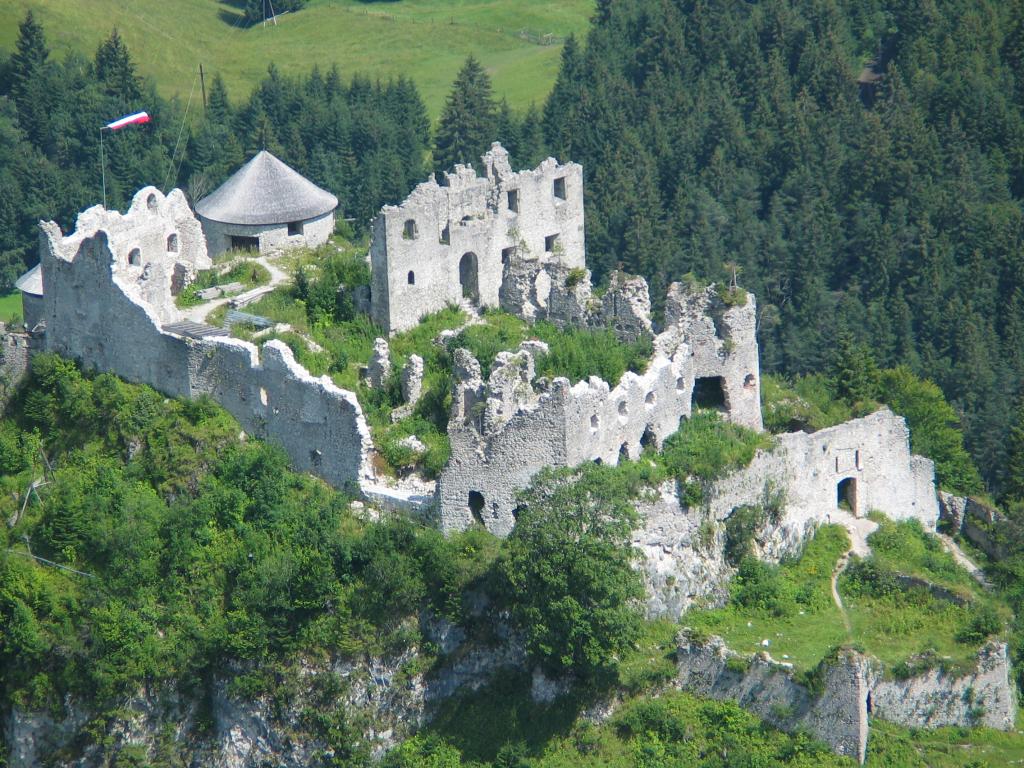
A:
0;0;594;118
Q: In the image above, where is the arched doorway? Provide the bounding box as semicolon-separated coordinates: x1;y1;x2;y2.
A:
837;477;858;515
459;252;479;304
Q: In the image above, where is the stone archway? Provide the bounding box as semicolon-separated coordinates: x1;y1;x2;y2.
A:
459;252;480;304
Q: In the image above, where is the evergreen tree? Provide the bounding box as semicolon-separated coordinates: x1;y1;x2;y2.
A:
433;55;497;172
8;11;51;148
94;29;141;103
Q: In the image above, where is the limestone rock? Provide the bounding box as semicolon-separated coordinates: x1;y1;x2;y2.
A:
401;354;424;405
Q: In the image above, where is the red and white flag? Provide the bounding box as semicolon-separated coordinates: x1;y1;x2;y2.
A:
105;111;150;130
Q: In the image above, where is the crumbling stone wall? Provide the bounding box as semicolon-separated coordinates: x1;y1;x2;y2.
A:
37;195;373;490
438;282;763;534
674;634;869;763
369;143;585;333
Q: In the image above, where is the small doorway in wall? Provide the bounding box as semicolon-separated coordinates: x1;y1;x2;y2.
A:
459;251;480;304
231;235;259;252
640;426;657;452
692;376;726;411
837;477;858;515
468;490;485;526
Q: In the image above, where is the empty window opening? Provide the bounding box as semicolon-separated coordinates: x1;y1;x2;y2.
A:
439;223;450;244
166;233;179;252
645;391;656;408
676;376;687;394
618;443;630;463
553;177;567;200
692;376;726;411
838;477;857;514
545;233;559;253
468;490;486;526
407;270;415;285
146;193;158;211
507;189;519;213
618;400;628;418
590;414;600;432
310;448;322;467
640;426;656;451
128;248;142;266
459;252;480;304
502;247;514;265
402;219;418;240
744;373;756;389
231;235;259;251
259;387;269;406
288;221;303;236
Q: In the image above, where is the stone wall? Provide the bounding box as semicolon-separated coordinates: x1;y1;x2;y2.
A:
869;642;1016;731
201;210;335;258
673;634;869;763
36;194;373;491
438;282;763;535
369;143;585;333
0;327;34;406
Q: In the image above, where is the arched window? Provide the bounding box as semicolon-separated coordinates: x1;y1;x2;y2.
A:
407;270;415;285
166;233;179;253
146;193;158;211
128;248;141;266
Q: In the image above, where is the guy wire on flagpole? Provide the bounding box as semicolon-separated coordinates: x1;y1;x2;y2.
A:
163;69;200;192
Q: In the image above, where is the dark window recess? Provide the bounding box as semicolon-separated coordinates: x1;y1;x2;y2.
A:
502;247;514;265
553;177;567;200
166;233;179;252
407;271;415;285
288;221;303;236
692;376;726;410
231;235;259;251
439;223;450;244
128;248;142;266
507;189;519;213
469;490;486;525
545;234;559;253
403;219;418;239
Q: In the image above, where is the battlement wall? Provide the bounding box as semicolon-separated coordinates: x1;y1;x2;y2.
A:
37;195;373;490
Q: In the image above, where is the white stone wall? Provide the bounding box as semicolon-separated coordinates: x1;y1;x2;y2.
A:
38;198;373;491
370;144;585;333
201;210;335;258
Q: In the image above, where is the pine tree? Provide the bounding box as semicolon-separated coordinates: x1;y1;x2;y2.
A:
8;11;51;148
95;29;141;103
434;55;497;172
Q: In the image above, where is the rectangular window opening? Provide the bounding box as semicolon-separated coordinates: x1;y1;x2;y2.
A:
288;221;303;236
507;189;519;213
544;234;559;253
553;177;567;200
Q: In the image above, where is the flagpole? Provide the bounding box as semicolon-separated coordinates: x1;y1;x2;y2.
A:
99;127;107;208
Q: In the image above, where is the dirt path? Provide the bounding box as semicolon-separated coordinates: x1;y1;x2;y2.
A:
831;551;853;636
828;511;878;638
180;253;290;325
936;532;991;589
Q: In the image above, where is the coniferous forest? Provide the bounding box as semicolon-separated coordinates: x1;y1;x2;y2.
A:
1;1;1024;493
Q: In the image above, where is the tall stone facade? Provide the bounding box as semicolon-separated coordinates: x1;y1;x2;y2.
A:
36;190;374;490
437;280;763;535
369;143;585;333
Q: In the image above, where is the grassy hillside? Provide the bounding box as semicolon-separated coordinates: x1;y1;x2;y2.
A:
0;0;592;118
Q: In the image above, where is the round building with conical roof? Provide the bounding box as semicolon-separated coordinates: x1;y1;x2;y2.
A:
196;150;338;257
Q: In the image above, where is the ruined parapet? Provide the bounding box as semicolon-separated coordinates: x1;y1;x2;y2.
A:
0;325;38;406
366;338;391;389
401;354;424;405
37;187;209;325
438;336;694;534
661;282;761;431
499;258;655;343
369;142;585;333
37;203;374;492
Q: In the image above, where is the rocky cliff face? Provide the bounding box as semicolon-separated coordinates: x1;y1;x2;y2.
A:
3;617;527;768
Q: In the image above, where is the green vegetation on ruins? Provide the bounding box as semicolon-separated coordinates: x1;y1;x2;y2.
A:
212;241;654;478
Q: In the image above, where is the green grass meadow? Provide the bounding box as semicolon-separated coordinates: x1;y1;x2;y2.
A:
0;0;594;117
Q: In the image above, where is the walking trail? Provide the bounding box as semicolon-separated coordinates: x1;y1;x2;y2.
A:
828;511;878;637
181;253;290;325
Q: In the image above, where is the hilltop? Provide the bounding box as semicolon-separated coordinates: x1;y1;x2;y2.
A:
0;0;592;117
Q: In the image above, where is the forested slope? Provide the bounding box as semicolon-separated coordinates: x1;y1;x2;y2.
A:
543;0;1024;494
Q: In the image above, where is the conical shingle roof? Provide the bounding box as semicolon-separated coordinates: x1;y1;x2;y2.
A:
196;151;338;226
15;264;43;296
